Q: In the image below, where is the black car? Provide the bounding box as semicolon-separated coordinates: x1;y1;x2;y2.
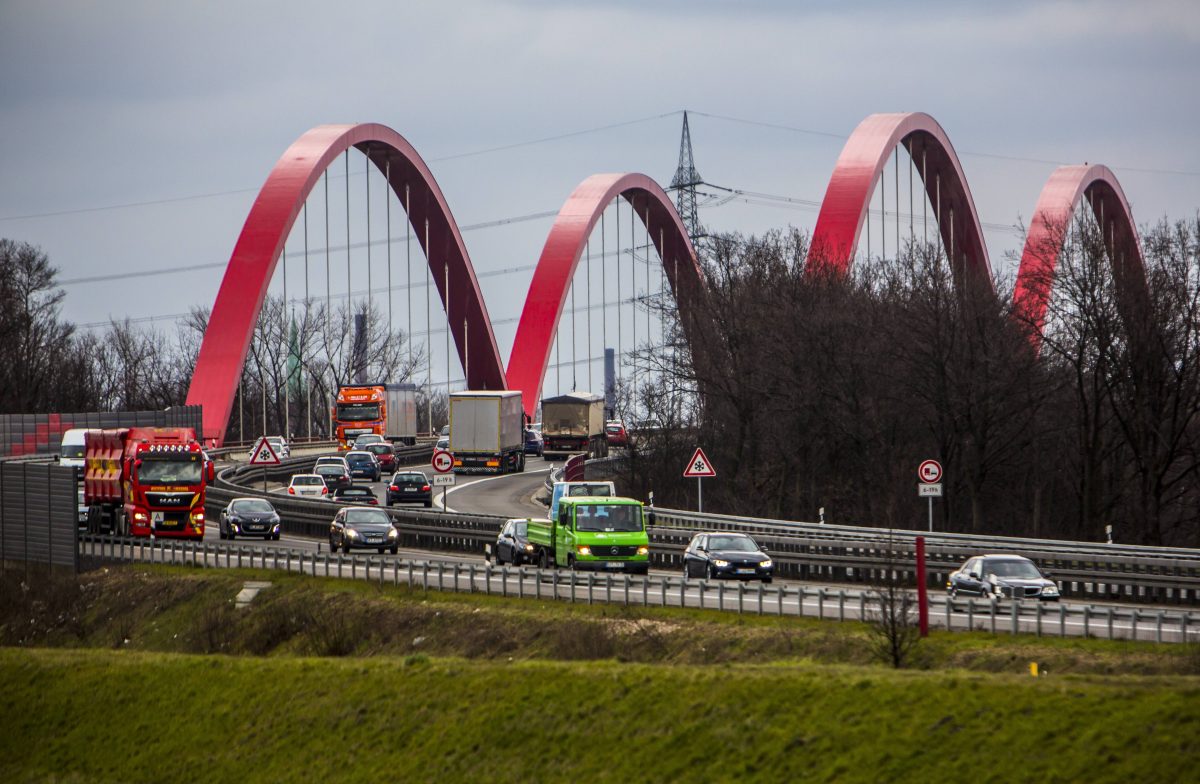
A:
947;555;1061;601
345;450;382;482
524;429;543;456
314;463;352;491
329;506;398;554
331;485;379;505
492;518;534;565
386;471;432;507
682;532;773;583
219;497;282;540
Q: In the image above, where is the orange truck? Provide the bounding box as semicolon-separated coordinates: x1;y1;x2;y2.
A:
333;383;418;449
83;427;213;539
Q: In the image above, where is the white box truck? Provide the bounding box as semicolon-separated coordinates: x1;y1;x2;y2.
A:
449;390;526;473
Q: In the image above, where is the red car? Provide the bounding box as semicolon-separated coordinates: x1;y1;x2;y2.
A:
364;442;398;473
605;421;628;447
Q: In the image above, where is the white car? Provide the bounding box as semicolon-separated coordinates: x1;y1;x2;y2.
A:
288;474;328;497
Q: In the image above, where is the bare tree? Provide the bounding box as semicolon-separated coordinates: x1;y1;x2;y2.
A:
864;543;921;669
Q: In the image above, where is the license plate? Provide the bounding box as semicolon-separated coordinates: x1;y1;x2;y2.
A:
368;536;383;543
605;562;624;569
404;487;415;492
736;568;755;575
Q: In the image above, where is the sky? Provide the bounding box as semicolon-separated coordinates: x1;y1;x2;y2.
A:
1;0;1197;392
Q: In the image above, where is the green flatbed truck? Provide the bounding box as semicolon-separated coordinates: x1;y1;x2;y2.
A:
526;496;650;574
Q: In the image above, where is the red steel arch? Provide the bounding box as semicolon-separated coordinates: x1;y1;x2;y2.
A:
184;123;506;445
1013;164;1146;348
806;112;993;286
505;173;704;418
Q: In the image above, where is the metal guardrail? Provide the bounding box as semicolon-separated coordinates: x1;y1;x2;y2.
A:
77;533;1200;644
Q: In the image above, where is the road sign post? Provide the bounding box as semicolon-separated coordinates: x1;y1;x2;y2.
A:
917;460;943;533
916;536;928;637
431;449;454;509
683;447;716;513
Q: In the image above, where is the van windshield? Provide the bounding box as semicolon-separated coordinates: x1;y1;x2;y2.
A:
61;445;85;459
574;504;642;533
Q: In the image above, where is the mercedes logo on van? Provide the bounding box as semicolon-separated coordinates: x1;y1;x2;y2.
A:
611;547;618;555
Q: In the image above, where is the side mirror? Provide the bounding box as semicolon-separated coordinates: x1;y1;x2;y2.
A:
206;463;216;483
968;571;980;580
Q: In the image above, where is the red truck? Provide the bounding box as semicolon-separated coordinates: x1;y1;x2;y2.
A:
83;427;214;539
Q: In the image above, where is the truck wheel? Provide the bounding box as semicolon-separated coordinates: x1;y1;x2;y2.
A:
538;549;549;570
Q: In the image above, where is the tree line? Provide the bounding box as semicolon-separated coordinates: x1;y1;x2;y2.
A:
0;238;443;441
623;216;1200;547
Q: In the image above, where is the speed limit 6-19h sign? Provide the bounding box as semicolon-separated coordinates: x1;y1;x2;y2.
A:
918;459;942;484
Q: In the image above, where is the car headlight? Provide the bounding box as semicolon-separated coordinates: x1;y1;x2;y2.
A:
577;546;592;556
388;527;398;539
525;543;535;552
713;559;730;568
759;559;773;568
1042;584;1059;594
637;545;649;556
346;528;360;539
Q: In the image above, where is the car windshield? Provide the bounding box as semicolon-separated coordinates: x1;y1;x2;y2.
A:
315;457;343;466
138;456;202;484
234;499;274;514
62;444;85;458
707;536;757;552
984;559;1042;579
513;522;528;537
346;509;389;525
347;454;373;465
315;465;343;475
367;444;392;455
574;504;642;533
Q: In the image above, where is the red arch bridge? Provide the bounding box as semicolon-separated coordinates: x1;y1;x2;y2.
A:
185;113;1147;446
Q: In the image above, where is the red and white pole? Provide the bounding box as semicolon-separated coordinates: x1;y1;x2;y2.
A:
916;535;928;637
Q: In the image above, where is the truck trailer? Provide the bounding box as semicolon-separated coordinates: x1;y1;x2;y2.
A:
449;390;526;473
540;391;608;460
83;427;213;539
333;382;418;449
526;496;650;574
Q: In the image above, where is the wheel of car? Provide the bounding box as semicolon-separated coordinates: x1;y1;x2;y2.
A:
390;544;398;555
708;565;717;581
342;539;351;555
218;527;227;540
386;499;393;507
272;533;281;541
948;585;958;599
423;500;432;508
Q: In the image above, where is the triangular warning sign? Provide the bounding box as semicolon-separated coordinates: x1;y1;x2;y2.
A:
248;437;281;465
683;447;716;478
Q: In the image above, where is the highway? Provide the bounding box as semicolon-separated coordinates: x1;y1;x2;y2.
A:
163;447;1200;645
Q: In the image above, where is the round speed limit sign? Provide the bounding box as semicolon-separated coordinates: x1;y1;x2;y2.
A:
918;459;943;484
432;449;454;473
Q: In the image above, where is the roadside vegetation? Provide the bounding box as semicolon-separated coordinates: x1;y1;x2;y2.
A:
3;566;1199;781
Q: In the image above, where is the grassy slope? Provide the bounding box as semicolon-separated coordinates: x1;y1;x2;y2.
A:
1;647;1197;784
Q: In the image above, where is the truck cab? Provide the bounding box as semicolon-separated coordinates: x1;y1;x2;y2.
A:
548;480;616;522
527;496;650;575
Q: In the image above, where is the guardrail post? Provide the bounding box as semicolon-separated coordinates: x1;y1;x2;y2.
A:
1156;612;1163;644
623;576;630;606
967;599;975;631
718;581;726;612
989;599;996;634
1131;609;1139;641
1010;599;1019;635
817;588;825;620
838;590;846;623
437;561;445;591
422;562;429;592
737;582;744;615
351;556;358;581
1182;612;1190;643
237;546;242;569
1083;605;1090;638
553;570;561;602
697;580;704;610
642;577;648;607
1107;608;1115;640
398;560;404;588
518;569;524;600
586;573;594;605
1035;601;1042;637
497;564;505;598
678;578;685;609
778;585;784;616
944;595;952;631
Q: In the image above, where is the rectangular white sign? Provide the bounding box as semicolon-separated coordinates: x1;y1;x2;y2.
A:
432;474;456;486
918;483;943;497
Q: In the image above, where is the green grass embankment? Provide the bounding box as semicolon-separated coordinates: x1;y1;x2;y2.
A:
1;646;1197;783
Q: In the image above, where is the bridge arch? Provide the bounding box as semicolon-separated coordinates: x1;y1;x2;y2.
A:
185;123;506;445
806;112;993;287
505;173;704;417
1013;164;1146;348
